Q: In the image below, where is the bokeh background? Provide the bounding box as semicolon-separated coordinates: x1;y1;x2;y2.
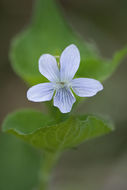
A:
0;0;127;190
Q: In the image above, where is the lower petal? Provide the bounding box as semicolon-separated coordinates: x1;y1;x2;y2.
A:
71;78;103;97
27;83;54;102
53;87;76;113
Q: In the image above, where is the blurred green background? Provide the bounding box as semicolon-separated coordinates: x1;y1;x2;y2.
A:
0;0;127;189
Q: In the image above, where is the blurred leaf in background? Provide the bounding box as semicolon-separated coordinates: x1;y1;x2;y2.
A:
0;134;40;190
10;0;127;86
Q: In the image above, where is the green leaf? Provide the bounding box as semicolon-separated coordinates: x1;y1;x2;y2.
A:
79;47;127;82
0;133;40;190
2;109;114;152
10;0;127;85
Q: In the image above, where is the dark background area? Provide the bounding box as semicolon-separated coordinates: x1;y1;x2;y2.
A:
0;0;127;190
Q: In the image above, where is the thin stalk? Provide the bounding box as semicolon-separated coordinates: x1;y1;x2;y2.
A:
38;151;60;190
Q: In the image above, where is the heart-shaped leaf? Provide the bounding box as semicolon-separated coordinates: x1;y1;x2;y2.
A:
2;109;114;152
10;0;127;86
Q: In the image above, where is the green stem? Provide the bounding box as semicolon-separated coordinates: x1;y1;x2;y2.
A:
46;101;69;123
38;151;60;190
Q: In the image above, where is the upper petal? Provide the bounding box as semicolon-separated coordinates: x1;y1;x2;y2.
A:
60;44;80;82
39;54;60;82
27;83;54;102
53;87;76;113
71;78;103;97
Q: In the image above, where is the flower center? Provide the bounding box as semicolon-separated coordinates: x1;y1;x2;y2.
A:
54;81;69;90
60;82;65;85
58;81;66;88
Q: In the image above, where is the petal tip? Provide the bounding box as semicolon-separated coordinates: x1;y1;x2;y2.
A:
98;82;104;91
38;54;59;82
53;88;76;113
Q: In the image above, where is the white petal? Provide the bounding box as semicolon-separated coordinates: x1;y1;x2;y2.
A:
39;54;60;82
60;44;80;82
27;83;54;102
53;87;76;113
71;78;103;97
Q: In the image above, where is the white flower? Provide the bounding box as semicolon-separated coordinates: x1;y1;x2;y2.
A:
27;44;103;113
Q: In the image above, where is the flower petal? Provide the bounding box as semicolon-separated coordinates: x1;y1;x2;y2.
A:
71;78;103;97
27;83;54;102
60;44;80;82
53;87;76;113
39;54;60;82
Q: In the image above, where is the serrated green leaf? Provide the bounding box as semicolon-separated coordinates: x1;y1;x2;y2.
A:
2;109;114;152
10;0;127;86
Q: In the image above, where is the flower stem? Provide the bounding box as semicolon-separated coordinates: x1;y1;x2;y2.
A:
46;101;69;123
38;151;60;190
